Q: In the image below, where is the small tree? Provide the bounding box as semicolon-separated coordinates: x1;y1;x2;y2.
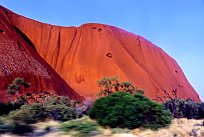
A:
97;76;144;97
7;77;31;98
97;76;119;96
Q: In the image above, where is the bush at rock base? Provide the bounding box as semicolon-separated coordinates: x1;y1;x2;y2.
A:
164;98;204;119
9;95;77;124
9;103;45;124
88;92;172;130
0;94;79;135
43;95;76;121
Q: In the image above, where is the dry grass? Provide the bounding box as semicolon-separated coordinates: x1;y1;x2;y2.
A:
93;118;204;137
1;118;204;137
131;118;204;137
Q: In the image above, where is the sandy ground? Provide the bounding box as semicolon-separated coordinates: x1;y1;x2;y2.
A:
1;118;204;137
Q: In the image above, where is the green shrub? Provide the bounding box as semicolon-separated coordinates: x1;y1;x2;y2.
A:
89;92;172;130
9;95;77;124
5;95;76;134
164;98;185;118
164;98;202;119
0;94;79;135
9;103;45;124
183;99;199;119
60;117;100;137
43;95;76;121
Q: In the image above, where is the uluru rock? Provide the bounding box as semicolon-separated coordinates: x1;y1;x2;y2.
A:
0;6;200;102
0;6;83;102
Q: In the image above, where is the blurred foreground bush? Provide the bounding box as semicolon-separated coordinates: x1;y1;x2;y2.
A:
0;116;33;134
0;95;77;135
60;116;100;137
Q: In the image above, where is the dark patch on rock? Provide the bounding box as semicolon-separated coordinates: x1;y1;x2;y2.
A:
106;53;112;58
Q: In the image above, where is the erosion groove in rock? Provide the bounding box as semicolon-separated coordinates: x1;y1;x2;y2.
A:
0;6;200;102
0;6;83;102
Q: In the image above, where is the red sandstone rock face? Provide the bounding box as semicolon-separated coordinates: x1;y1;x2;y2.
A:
0;6;83;102
0;6;201;102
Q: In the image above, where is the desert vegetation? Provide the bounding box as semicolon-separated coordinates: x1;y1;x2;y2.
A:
0;77;204;136
89;92;172;129
97;76;144;97
0;94;78;134
0;78;80;134
164;97;204;119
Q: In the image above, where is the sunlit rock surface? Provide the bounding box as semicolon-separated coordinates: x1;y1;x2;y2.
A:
0;6;200;102
0;6;83;101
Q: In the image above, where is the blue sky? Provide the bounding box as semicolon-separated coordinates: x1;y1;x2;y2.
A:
1;0;204;100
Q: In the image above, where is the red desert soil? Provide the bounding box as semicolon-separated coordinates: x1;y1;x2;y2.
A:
0;6;201;102
0;6;83;102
